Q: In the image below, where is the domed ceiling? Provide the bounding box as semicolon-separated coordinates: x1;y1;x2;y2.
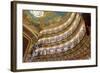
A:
23;10;69;30
23;10;91;62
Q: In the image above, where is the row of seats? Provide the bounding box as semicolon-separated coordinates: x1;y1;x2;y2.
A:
38;13;81;45
29;33;89;62
39;18;83;47
31;22;86;57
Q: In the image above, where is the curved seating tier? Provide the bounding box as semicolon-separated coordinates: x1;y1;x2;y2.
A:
31;20;86;57
38;14;81;45
39;13;76;35
29;33;90;62
38;19;84;47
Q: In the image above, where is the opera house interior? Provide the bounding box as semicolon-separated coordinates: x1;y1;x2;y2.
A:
23;10;91;62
